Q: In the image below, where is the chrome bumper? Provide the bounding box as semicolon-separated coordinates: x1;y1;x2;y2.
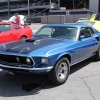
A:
0;64;53;71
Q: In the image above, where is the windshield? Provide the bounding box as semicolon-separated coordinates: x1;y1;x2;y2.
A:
33;26;78;40
77;22;95;26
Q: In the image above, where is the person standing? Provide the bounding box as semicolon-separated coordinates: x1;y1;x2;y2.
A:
15;13;20;25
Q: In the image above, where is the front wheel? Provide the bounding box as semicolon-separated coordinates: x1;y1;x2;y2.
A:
48;57;70;85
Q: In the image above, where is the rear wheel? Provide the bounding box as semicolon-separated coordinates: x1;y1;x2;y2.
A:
48;57;70;85
13;72;20;76
93;46;100;61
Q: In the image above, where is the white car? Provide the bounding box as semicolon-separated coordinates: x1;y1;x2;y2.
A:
77;18;88;22
9;15;31;25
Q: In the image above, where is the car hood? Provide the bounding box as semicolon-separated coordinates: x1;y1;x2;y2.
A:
0;37;74;55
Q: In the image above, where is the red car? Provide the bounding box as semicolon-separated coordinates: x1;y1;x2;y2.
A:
0;20;32;44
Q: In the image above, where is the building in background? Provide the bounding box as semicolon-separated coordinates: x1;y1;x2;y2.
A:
0;0;99;22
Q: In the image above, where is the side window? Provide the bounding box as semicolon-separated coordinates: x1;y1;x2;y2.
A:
80;27;93;38
0;24;12;32
87;28;94;35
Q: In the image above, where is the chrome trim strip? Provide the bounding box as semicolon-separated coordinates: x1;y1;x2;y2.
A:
0;64;53;71
70;54;94;66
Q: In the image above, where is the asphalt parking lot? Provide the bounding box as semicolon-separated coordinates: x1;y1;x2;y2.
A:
0;24;100;100
30;23;44;32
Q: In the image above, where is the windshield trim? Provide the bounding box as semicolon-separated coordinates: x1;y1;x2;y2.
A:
33;26;78;41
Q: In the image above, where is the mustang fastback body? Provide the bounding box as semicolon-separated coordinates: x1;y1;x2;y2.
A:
0;24;100;85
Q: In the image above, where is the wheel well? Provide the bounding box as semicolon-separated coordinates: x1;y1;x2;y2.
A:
61;54;71;63
53;54;71;71
20;35;27;38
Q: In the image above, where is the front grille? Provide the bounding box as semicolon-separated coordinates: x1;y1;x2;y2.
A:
0;54;34;67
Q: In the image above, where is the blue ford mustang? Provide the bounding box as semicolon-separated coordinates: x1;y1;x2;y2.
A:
0;24;100;85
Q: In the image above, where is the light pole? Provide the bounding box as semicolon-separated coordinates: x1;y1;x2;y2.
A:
28;0;30;19
58;0;60;9
8;0;10;19
73;0;74;9
50;0;51;10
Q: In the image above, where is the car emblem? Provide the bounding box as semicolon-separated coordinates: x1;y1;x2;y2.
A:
16;57;20;62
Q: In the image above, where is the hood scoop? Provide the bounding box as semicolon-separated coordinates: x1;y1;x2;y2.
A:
25;38;47;44
25;39;36;42
26;39;41;44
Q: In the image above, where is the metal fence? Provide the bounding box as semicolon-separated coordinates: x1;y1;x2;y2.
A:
41;14;91;24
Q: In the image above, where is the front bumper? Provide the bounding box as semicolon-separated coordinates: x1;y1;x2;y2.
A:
0;64;53;74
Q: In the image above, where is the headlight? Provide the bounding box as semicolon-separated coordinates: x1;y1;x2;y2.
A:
26;58;31;65
41;58;48;64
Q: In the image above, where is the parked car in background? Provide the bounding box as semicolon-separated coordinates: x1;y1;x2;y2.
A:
0;24;100;85
89;13;100;21
23;18;31;25
76;18;88;22
89;14;97;21
0;20;32;44
9;15;31;26
76;20;100;32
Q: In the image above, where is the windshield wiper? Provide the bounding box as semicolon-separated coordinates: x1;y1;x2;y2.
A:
54;37;66;40
34;35;48;38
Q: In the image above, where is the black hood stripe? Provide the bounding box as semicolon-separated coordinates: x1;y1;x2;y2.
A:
2;37;63;54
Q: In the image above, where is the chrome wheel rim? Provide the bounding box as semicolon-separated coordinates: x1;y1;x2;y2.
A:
57;62;68;80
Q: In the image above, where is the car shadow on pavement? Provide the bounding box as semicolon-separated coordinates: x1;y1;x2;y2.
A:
70;58;94;74
0;71;56;97
0;58;95;97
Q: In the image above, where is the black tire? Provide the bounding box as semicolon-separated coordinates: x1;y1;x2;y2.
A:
48;57;70;85
94;46;100;61
13;72;19;76
20;36;27;40
13;71;22;76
